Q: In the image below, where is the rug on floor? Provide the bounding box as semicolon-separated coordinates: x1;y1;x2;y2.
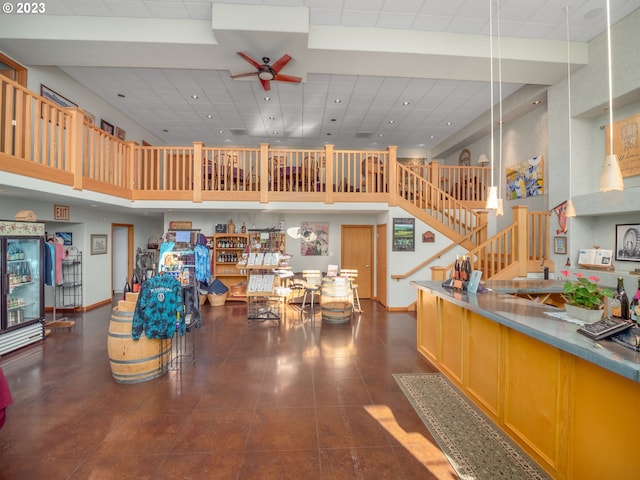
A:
393;373;551;480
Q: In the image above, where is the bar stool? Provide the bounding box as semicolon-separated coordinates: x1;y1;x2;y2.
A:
339;269;362;313
300;270;322;322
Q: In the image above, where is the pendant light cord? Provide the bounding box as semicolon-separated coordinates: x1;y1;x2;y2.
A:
566;7;572;196
497;0;502;199
606;0;614;156
489;0;494;188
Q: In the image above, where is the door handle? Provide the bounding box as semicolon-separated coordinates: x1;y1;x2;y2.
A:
365;265;370;268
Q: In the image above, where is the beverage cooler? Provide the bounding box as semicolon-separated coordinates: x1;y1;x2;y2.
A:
0;221;45;356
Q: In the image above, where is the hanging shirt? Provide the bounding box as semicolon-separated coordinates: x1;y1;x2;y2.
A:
54;240;66;285
44;241;54;286
194;243;210;282
132;274;184;340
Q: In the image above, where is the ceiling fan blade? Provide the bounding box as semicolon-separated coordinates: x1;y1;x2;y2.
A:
230;72;259;79
236;52;262;69
273;74;302;83
270;54;292;73
260;78;271;91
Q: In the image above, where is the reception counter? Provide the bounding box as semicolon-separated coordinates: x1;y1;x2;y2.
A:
412;281;640;480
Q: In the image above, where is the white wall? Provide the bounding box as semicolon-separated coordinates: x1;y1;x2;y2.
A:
0;197;163;308
27;66;164;146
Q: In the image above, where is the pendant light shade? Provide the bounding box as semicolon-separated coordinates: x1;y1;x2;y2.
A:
600;154;624;191
496;197;504;216
565;198;576;218
486;186;498;210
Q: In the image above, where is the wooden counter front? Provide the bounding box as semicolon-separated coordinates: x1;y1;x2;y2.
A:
412;281;640;480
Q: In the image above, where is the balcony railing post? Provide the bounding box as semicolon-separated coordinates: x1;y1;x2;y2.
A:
388;145;397;206
70;108;83;191
260;143;269;203
193;142;203;203
324;144;334;204
127;141;136;199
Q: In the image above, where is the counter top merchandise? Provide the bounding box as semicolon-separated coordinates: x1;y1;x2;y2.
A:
411;281;640;383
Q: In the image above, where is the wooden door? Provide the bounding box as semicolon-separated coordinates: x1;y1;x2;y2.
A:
341;225;373;299
376;223;388;306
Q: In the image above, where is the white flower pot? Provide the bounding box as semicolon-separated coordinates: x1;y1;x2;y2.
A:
564;303;604;323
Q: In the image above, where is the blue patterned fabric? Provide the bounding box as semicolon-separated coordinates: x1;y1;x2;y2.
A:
194;243;210;282
132;274;184;340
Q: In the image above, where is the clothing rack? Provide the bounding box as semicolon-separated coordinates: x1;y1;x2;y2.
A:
44;239;75;331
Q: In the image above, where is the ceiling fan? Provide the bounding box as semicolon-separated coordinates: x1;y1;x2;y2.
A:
230;52;302;91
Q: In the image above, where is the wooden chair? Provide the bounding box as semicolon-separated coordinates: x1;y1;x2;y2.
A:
300;269;322;323
339;268;362;313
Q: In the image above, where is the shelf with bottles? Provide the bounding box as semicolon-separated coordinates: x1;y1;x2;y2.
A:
213;233;249;276
247;229;286;254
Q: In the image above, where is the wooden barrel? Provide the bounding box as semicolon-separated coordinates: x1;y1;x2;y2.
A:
320;278;352;324
107;307;171;384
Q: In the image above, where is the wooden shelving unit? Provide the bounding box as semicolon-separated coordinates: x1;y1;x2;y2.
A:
212;233;249;301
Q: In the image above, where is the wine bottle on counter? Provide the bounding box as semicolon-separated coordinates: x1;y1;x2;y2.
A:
131;272;140;293
123;276;131;300
630;278;640;322
453;255;460;280
612;277;629;320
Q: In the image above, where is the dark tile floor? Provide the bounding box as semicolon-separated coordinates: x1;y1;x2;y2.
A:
0;300;457;479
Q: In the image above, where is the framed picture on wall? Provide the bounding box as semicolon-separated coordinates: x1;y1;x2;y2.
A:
553;236;567;255
100;119;114;135
615;224;640;262
91;234;108;255
392;218;415;252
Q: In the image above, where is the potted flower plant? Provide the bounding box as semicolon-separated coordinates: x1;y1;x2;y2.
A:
561;270;614;322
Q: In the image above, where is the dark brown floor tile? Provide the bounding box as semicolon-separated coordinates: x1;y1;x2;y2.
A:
170;408;254;453
155;452;245;479
318;446;406;480
237;449;321;480
70;453;164;480
316;405;392;448
314;375;372;406
245;407;318;451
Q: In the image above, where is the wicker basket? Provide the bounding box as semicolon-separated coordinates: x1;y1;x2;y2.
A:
230;282;247;297
207;292;228;306
199;294;207;306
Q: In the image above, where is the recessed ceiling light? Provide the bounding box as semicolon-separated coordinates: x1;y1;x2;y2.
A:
334;99;341;104
268;116;275;120
117;93;125;98
379;133;384;137
218;130;224;134
326;133;332;136
162;129;168;132
331;118;336;122
402;101;410;106
388;120;395;124
207;114;213;118
532;100;542;105
272;131;278;134
264;96;271;101
191;94;199;99
430;135;435;139
446;121;453;126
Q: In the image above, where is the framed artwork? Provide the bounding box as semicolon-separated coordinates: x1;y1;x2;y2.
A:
55;232;72;246
100;119;114;135
458;148;471;166
115;126;126;141
90;234;108;255
40;84;78;108
615;224;640;262
506;155;544;199
605;113;640;178
392;218;415;252
554;236;567;255
300;222;329;256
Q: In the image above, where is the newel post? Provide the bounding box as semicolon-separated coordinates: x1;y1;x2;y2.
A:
192;142;203;203
388;145;398;206
513;205;529;277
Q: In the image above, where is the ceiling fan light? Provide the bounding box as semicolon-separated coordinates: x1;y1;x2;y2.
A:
258;71;274;80
486;186;498;210
565;199;577;217
599;154;624;192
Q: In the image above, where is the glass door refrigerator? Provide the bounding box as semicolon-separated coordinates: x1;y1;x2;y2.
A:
0;221;45;355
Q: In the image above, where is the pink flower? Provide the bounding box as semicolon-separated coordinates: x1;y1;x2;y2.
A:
560;270;570;277
588;275;600;283
575;273;584;279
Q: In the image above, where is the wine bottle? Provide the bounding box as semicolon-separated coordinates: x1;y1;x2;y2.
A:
454;255;460;280
630;278;640;322
123;276;131;300
612;277;629;320
131;272;140;293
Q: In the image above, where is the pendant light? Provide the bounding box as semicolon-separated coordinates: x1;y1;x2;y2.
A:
485;0;498;210
495;0;504;216
599;0;624;192
565;6;576;217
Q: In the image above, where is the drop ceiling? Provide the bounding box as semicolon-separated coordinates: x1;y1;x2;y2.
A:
0;0;638;153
